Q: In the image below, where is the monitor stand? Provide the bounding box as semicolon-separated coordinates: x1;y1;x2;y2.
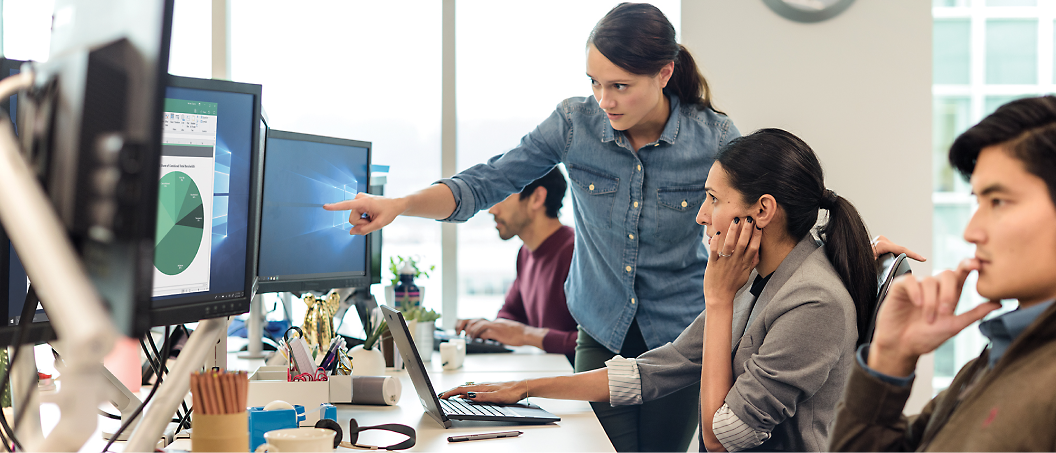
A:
240;292;294;359
238;294;267;359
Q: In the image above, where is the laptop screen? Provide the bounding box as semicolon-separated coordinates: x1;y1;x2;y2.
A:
380;305;450;427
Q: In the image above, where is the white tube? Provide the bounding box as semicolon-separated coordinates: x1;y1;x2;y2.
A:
124;317;226;452
0;81;117;450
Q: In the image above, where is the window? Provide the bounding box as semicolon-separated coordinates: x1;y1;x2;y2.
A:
229;0;443;316
454;0;679;320
931;0;1053;391
2;0;55;61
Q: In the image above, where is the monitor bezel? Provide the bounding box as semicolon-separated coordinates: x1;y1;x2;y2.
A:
149;74;262;326
256;129;372;294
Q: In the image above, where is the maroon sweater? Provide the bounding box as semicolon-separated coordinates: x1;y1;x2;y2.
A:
496;225;577;359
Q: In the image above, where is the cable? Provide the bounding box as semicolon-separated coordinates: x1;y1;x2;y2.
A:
101;326;170;453
144;332;190;423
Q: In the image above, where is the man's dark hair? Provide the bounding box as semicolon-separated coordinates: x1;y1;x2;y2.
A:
520;167;567;218
950;95;1056;206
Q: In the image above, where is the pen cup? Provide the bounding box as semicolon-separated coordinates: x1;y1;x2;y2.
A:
192;411;249;452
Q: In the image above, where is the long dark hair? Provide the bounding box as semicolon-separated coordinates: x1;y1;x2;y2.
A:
718;129;877;346
588;2;720;113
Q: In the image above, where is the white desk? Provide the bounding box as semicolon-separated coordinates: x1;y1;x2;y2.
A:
163;346;613;452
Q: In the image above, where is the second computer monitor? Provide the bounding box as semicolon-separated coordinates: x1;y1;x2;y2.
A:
149;75;263;325
257;130;371;293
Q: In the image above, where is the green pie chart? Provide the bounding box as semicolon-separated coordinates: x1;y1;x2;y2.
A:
155;171;205;275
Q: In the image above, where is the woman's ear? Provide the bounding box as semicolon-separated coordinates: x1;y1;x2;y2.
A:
753;195;778;229
658;61;675;88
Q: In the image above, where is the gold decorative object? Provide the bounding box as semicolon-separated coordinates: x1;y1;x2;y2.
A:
302;291;340;351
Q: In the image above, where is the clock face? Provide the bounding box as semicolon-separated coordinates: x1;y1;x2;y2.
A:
762;0;856;23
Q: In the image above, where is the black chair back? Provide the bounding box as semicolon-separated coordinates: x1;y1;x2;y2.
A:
862;253;913;344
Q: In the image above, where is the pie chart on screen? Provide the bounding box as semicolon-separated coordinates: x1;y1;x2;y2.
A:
155;171;205;275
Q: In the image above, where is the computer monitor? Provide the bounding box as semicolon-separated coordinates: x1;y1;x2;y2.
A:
10;0;175;338
148;75;262;326
0;58;23;134
0;58;55;346
257;130;371;293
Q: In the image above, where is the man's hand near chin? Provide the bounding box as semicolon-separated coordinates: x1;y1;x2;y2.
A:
455;318;549;349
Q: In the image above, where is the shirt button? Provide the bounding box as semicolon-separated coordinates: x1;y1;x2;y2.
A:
631;298;636;304
633;201;639;208
637;165;641;171
681;200;688;208
625;266;632;272
628;234;634;240
589;183;595;191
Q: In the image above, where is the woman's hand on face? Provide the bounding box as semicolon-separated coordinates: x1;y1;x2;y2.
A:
704;216;762;307
323;192;406;236
438;381;526;405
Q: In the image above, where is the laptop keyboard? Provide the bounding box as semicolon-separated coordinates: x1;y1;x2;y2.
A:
440;398;516;417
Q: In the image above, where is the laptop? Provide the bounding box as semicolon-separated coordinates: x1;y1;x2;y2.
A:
380;305;561;428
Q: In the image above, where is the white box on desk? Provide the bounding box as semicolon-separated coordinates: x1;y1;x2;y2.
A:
247;366;354;424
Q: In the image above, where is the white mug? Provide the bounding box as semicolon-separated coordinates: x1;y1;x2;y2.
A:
440;338;466;370
255;427;335;452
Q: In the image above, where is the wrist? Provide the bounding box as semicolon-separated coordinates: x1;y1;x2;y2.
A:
867;343;919;378
703;291;735;312
523;326;549;349
394;196;412;216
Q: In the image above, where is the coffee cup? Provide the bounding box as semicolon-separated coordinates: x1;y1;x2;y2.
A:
255;427;335;452
440;338;466;370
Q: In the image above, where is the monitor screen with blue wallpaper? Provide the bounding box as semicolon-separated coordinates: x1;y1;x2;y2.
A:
257;130;371;293
150;76;262;324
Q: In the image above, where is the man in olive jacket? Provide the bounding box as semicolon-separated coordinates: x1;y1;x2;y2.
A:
829;96;1056;452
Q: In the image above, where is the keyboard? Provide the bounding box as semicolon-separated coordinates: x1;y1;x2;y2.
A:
434;331;513;354
439;398;516;417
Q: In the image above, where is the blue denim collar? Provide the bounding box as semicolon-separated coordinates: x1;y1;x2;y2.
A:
979;299;1055;368
601;94;682;146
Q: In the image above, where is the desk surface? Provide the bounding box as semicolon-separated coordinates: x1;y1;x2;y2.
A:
163;346;613;452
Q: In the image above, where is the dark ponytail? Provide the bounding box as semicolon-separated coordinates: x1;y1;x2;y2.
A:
718;129;877;346
588;3;720;113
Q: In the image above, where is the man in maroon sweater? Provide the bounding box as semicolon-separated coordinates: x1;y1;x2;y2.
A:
455;168;578;363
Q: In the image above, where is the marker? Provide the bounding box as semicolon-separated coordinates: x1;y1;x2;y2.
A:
447;431;523;442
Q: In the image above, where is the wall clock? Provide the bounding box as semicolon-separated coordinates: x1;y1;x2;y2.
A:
762;0;856;23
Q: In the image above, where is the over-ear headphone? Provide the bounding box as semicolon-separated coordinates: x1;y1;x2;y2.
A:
314;418;416;450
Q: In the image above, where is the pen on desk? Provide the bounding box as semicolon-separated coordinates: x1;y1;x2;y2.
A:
447;431;523;442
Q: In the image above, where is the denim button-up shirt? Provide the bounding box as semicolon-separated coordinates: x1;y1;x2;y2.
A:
439;95;739;352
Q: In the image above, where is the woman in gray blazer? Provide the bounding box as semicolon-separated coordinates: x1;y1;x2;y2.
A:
442;129;886;452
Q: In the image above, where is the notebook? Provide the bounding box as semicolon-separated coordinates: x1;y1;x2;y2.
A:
379;305;561;428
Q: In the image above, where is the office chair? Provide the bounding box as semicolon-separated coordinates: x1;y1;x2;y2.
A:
862;252;913;344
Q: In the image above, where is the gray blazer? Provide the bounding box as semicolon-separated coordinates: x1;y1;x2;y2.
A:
634;235;857;452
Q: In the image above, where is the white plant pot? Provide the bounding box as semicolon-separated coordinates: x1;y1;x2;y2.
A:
414;321;434;362
349;344;386;376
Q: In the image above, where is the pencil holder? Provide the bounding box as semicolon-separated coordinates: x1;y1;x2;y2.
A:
192;411;249;452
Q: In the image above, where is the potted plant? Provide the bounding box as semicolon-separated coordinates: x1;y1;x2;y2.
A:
385;255;435;308
348;308;387;376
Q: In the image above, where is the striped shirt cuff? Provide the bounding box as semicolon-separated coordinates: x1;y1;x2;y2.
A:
604;355;643;406
713;403;769;451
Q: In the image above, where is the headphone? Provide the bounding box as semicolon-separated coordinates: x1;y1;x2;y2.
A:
315;418;416;451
